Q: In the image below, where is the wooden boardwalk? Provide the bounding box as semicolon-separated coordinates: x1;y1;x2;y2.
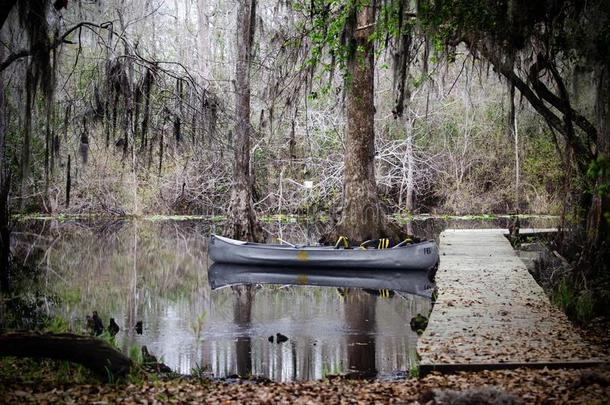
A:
418;229;608;375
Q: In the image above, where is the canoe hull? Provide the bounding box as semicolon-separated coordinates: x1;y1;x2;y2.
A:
208;234;439;271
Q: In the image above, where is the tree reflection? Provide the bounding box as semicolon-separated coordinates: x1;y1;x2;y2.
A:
344;289;377;377
232;284;254;377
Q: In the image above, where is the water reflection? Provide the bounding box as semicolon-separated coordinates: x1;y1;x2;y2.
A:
345;289;377;377
232;285;254;377
209;264;434;297
8;216;556;381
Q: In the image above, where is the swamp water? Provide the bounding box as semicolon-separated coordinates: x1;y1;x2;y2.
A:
7;215;556;381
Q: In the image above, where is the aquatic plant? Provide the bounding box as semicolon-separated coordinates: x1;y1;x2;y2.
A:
191;311;208;340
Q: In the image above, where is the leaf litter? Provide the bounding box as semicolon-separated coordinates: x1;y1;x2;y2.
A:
1;359;609;404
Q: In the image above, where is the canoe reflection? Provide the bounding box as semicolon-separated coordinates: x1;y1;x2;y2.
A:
208;264;435;298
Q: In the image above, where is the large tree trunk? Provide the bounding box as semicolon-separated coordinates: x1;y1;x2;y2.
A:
227;0;262;242
122;71;132;158
44;84;52;196
197;0;211;81
141;68;153;148
586;64;610;249
0;44;9;293
0;332;133;380
197;0;214;143
104;29;113;149
118;9;133;159
336;1;386;243
20;64;37;205
403;114;415;213
174;78;182;144
508;82;520;213
0;175;8;293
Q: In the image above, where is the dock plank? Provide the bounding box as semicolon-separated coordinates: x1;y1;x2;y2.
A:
418;229;608;374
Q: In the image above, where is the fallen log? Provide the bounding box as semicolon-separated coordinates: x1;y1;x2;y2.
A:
0;331;133;380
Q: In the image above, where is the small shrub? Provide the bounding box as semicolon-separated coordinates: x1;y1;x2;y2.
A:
409;365;419;378
552;278;599;325
191;362;210;379
553;278;576;318
129;345;142;363
44;316;71;333
575;290;595;324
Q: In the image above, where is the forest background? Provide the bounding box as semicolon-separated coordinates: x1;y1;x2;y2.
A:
0;0;570;222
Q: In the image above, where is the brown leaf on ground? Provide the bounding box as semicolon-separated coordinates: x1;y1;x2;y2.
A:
2;362;610;404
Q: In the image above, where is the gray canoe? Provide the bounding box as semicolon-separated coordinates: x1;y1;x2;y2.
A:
208;234;439;271
208;264;436;297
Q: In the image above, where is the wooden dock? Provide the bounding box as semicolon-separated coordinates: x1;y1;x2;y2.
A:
418;229;608;375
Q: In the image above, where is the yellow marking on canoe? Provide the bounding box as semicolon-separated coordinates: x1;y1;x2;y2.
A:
296;250;309;261
296;274;309;285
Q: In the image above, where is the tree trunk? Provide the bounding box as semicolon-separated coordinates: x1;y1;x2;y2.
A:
111;91;119;145
190;87;197;145
0;174;8;293
104;28;113;149
203;90;218;144
197;0;211;81
228;0;262;242
0;46;9;293
118;8;133;159
403;115;415;212
335;1;386;243
174;78;182;144
20;64;37;205
509;83;520;213
44;90;52;197
65;154;71;208
46;25;58;189
60;103;70;166
141;68;153;148
0;332;132;381
586;64;610;249
122;79;132;158
79;119;89;165
158;129;164;176
289;119;296;161
134;86;141;146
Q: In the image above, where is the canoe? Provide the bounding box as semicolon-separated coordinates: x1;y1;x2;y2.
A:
208;234;439;271
208;264;436;297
